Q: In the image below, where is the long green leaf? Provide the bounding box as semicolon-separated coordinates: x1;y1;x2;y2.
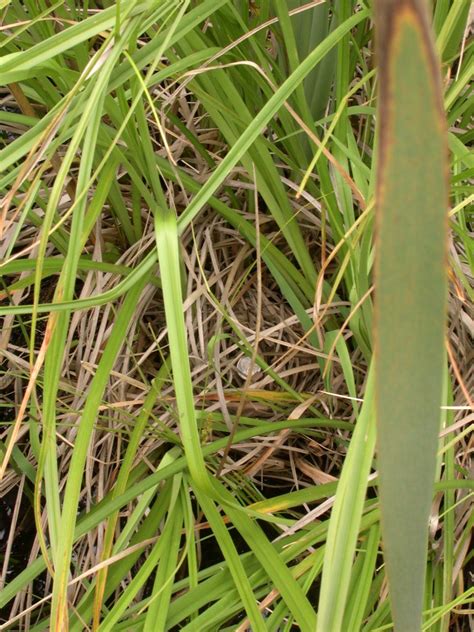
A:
178;8;368;229
316;367;376;631
0;1;142;83
374;1;449;630
153;208;212;492
49;272;152;630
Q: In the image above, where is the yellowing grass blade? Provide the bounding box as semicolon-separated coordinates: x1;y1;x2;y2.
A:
374;1;449;630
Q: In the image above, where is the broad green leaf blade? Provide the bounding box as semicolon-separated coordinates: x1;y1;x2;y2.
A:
374;2;449;630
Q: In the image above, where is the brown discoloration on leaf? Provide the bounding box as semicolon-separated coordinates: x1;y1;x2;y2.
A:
374;0;450;630
375;0;450;244
375;0;446;183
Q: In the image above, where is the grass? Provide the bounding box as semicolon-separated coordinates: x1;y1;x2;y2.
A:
0;1;472;630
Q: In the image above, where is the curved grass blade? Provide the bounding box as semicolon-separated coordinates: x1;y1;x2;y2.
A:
374;1;449;630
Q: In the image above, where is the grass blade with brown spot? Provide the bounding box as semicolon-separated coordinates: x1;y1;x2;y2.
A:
374;1;449;630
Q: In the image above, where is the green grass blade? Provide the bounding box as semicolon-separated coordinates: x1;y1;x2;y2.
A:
343;523;381;631
49;271;152;629
98;476;183;632
194;485;267;632
142;493;185;631
374;1;449;630
153;207;211;493
316;367;376;631
178;8;368;230
0;1;141;82
216;479;318;631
